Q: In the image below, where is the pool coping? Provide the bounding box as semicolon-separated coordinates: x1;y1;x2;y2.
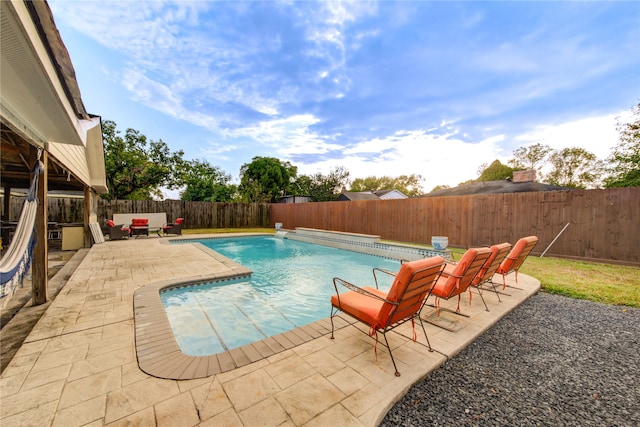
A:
134;236;356;380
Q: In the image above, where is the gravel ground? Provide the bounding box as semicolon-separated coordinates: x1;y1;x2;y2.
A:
381;292;640;427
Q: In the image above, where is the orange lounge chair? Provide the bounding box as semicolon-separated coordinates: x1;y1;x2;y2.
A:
425;247;492;317
468;242;512;308
330;256;445;376
495;236;538;290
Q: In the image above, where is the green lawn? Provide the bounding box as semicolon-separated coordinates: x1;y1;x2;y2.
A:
184;229;640;308
447;247;639;308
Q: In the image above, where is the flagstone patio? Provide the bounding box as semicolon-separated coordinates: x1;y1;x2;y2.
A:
0;234;539;426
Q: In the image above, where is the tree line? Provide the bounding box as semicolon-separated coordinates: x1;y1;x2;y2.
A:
102;103;639;202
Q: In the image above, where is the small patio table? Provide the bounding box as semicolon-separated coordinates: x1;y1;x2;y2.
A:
132;226;162;238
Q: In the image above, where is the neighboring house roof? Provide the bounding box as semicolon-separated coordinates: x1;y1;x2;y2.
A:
376;189;408;200
424;180;572;197
339;189;408;201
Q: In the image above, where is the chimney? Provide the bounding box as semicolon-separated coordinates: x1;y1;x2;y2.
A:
513;169;536;183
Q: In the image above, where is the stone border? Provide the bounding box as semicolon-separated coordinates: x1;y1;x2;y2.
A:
133;231;449;380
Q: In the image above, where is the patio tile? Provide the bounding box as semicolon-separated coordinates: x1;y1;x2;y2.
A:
0;400;57;426
304;403;365;427
154;391;200;427
42;329;102;353
275;373;345;425
52;395;106;427
265;354;316;389
1;351;39;376
120;361;150;387
31;344;88;373
190;378;232;421
104;377;179;423
0;380;64;419
0;370;28;396
198;408;244;427
222;369;281;411
104;406;156;427
58;367;121;410
21;363;71;392
67;346;134;382
341;380;407;418
327;366;370;396
301;349;346;377
237;397;290;427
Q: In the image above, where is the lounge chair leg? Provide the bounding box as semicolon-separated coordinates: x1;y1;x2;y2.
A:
476;287;489;311
330;307;336;339
417;317;433;352
382;333;401;376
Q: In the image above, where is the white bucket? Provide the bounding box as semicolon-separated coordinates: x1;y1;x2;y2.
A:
431;236;449;250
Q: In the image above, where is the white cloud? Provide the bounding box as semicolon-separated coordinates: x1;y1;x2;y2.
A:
298;128;505;193
515;113;623;160
226;114;342;156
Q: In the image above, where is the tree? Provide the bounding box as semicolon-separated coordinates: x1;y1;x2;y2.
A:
294;166;350;202
546;147;603;189
180;159;236;202
350;174;424;197
508;143;552;172
102;120;186;200
430;184;450;193
605;103;640;188
238;156;297;202
477;160;514;181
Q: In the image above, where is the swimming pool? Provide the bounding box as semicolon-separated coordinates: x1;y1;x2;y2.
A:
161;235;401;356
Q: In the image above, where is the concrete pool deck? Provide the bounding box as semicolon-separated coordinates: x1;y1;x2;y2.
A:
0;233;540;426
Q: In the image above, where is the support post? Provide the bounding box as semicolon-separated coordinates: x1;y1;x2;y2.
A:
84;187;91;247
32;149;48;305
2;184;11;248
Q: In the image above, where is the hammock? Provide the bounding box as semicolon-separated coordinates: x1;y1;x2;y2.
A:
0;157;44;305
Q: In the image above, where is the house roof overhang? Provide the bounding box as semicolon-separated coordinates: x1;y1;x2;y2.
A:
1;0;107;193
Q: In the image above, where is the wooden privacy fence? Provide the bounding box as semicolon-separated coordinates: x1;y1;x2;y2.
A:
2;198;271;229
2;188;638;264
270;188;640;266
98;200;270;229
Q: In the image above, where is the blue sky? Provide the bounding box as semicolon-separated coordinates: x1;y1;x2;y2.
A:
49;1;639;196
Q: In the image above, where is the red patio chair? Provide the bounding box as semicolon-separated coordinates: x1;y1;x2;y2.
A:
105;219;130;240
130;218;149;237
330;256;445;376
163;218;184;236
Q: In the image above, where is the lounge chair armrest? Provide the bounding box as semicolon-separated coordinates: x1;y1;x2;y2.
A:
332;277;392;305
372;267;397;289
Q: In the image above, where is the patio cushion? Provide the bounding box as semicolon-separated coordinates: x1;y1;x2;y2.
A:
131;218;149;227
330;289;384;326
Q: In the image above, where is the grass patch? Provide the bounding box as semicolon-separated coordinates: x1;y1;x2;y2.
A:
519;256;639;308
184;229;640;308
446;247;639;308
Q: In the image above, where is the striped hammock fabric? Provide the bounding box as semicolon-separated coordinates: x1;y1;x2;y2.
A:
0;159;43;307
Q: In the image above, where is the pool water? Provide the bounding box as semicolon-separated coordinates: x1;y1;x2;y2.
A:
161;236;401;356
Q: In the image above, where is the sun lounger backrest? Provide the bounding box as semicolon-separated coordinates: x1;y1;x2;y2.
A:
438;247;491;297
472;242;512;285
379;256;444;326
497;236;538;275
